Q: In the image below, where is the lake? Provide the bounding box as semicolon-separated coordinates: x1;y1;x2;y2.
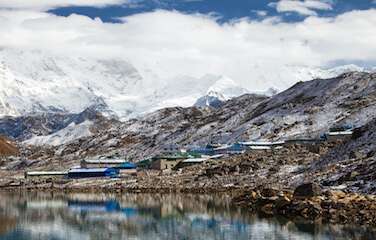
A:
0;192;374;240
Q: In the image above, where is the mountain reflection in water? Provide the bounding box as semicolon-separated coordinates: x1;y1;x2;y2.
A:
0;192;374;240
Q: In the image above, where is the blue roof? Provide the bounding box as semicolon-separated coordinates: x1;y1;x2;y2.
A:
68;168;114;173
117;162;136;169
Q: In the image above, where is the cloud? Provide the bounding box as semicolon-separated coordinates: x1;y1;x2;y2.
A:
269;0;333;16
0;8;375;91
252;10;268;17
0;0;130;10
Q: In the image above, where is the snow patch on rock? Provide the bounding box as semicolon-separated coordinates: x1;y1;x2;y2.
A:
24;120;93;146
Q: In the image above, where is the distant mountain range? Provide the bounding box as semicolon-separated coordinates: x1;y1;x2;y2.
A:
0;47;372;120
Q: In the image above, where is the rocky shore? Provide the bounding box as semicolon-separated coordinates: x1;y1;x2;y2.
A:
232;183;376;227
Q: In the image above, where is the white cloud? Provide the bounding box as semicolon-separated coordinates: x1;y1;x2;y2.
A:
0;8;375;91
269;0;333;16
252;10;268;17
0;0;130;10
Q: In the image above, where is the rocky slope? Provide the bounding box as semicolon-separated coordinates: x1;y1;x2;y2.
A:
16;71;374;163
0;105;113;141
308;118;376;194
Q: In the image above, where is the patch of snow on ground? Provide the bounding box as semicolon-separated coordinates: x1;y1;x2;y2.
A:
23;120;93;146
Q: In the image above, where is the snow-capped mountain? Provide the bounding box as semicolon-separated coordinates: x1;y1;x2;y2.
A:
0;48;143;118
206;76;249;100
194;76;249;108
0;48;248;118
0;47;371;120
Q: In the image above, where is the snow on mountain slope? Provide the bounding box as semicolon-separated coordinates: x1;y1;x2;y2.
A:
0;48;144;118
207;76;249;100
194;76;250;108
0;49;240;118
23;120;93;146
0;47;371;120
152;75;250;110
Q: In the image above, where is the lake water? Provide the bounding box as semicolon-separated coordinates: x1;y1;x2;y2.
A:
0;192;374;240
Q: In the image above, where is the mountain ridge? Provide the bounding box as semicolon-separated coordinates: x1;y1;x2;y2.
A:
0;48;371;119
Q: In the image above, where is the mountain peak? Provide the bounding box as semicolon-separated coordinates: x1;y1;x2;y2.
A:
207;75;249;100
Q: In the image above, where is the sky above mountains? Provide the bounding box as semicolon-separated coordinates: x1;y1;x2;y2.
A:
48;0;376;23
2;0;374;21
0;0;375;91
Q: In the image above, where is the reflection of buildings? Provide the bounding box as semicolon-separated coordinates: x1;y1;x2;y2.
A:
0;193;375;240
68;199;156;219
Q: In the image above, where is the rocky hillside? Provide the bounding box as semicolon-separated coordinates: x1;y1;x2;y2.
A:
0;105;113;141
13;71;375;165
309;117;376;194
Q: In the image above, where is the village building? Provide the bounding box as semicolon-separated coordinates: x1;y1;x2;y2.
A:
25;171;67;179
326;131;353;142
321;124;354;142
238;141;285;151
174;158;208;169
67;168;119;178
187;146;215;156
81;159;137;176
136;158;153;169
239;140;285;146
150;155;186;171
81;159;129;168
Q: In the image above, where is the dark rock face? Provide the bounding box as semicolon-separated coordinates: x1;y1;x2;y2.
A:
0;106;108;141
293;183;322;199
194;95;225;109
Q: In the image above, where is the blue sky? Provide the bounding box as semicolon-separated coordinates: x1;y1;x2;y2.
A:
49;0;376;23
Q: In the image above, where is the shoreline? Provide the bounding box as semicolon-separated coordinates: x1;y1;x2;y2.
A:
1;182;376;227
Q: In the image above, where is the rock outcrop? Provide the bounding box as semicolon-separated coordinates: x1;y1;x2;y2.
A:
233;184;376;226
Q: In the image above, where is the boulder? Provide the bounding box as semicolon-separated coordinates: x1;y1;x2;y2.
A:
293;183;322;199
349;150;364;159
275;196;291;212
260;203;274;215
260;188;280;198
299;201;322;219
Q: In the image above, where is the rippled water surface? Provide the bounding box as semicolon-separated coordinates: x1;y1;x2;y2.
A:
0;192;374;240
